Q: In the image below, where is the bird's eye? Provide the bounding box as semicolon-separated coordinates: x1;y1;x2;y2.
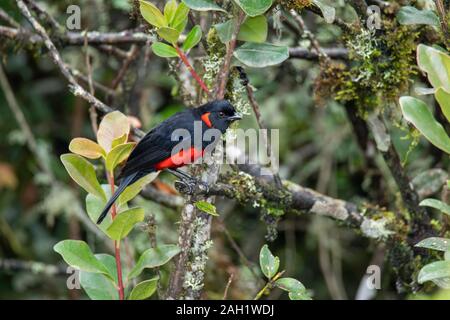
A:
219;112;225;117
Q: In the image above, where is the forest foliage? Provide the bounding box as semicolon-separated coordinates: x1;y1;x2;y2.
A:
0;0;450;300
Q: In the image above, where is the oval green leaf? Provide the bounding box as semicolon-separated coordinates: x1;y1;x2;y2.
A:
129;277;159;300
171;2;189;30
118;172;159;206
152;41;179;57
97;111;130;152
399;96;450;154
234;0;273;17
69;138;105;159
416;237;450;252
435;88;450;123
418;261;450;287
397;6;440;27
238;15;268;43
234;43;289;68
419;198;450;216
259;244;279;279
182;0;226;12
79;254;121;300
157;27;181;44
105;142;135;173
164;0;178;24
53;240;112;279
195;200;219;216
313;0;335;24
60;153;106;200
289;291;312;300
106;207;145;241
139;0;167;28
214;19;235;43
275;277;306;293
86;184;129;231
128;244;180;280
182;25;202;51
417;44;450;92
112;133;128;149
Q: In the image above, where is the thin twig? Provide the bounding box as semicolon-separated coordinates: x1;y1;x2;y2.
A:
237;67;283;188
254;270;285;300
289;10;330;63
0;62;53;178
111;45;140;90
0;8;20;28
222;273;234;300
434;0;449;47
15;0;144;138
216;12;245;99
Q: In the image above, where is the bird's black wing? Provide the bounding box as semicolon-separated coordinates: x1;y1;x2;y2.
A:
119;110;195;179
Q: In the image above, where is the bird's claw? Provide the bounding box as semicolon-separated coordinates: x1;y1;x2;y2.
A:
174;179;209;195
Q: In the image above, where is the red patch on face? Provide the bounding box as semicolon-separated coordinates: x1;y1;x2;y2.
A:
201;112;212;128
154;146;204;170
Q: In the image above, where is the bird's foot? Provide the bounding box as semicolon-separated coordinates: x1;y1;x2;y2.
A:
174;178;209;195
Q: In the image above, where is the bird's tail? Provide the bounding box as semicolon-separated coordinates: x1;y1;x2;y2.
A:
97;173;137;224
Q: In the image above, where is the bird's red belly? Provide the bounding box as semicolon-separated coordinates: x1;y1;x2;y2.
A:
154;146;203;170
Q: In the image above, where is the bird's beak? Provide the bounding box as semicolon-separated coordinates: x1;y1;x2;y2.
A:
227;114;242;122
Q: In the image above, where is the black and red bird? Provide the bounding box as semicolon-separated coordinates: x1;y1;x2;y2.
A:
96;100;241;224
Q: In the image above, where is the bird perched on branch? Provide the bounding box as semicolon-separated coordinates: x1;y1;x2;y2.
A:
97;100;242;224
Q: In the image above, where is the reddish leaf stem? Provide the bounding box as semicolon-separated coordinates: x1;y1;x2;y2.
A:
108;173;125;300
174;45;210;94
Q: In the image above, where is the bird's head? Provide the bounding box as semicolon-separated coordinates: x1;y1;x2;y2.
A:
199;100;242;133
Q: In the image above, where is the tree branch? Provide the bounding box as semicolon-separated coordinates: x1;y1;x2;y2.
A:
15;0;144;138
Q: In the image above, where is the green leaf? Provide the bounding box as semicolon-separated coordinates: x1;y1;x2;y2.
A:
416;237;450;252
259;244;279;279
399;96;450;154
419;198;450;215
105;143;135;173
60;154;106;200
435;88;450;123
418;261;450;288
111;133;128;149
79;254;120;300
238;16;268;43
234;0;273;17
182;0;226;12
86;185;129;232
80;271;118;300
171;2;189;30
139;0;167;28
397;6;440;27
164;0;178;24
53;240;113;279
118;172;159;206
182;25;202;51
69;138;105;159
234;42;289;68
128;244;180;280
417;44;450;92
129;277;159;300
173;16;188;33
195;200;219;216
313;0;335;24
157;27;181;44
214;20;235;43
97;111;130;152
106;207;145;240
275;277;306;293
445;251;450;261
152;41;179;57
289;291;312;300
